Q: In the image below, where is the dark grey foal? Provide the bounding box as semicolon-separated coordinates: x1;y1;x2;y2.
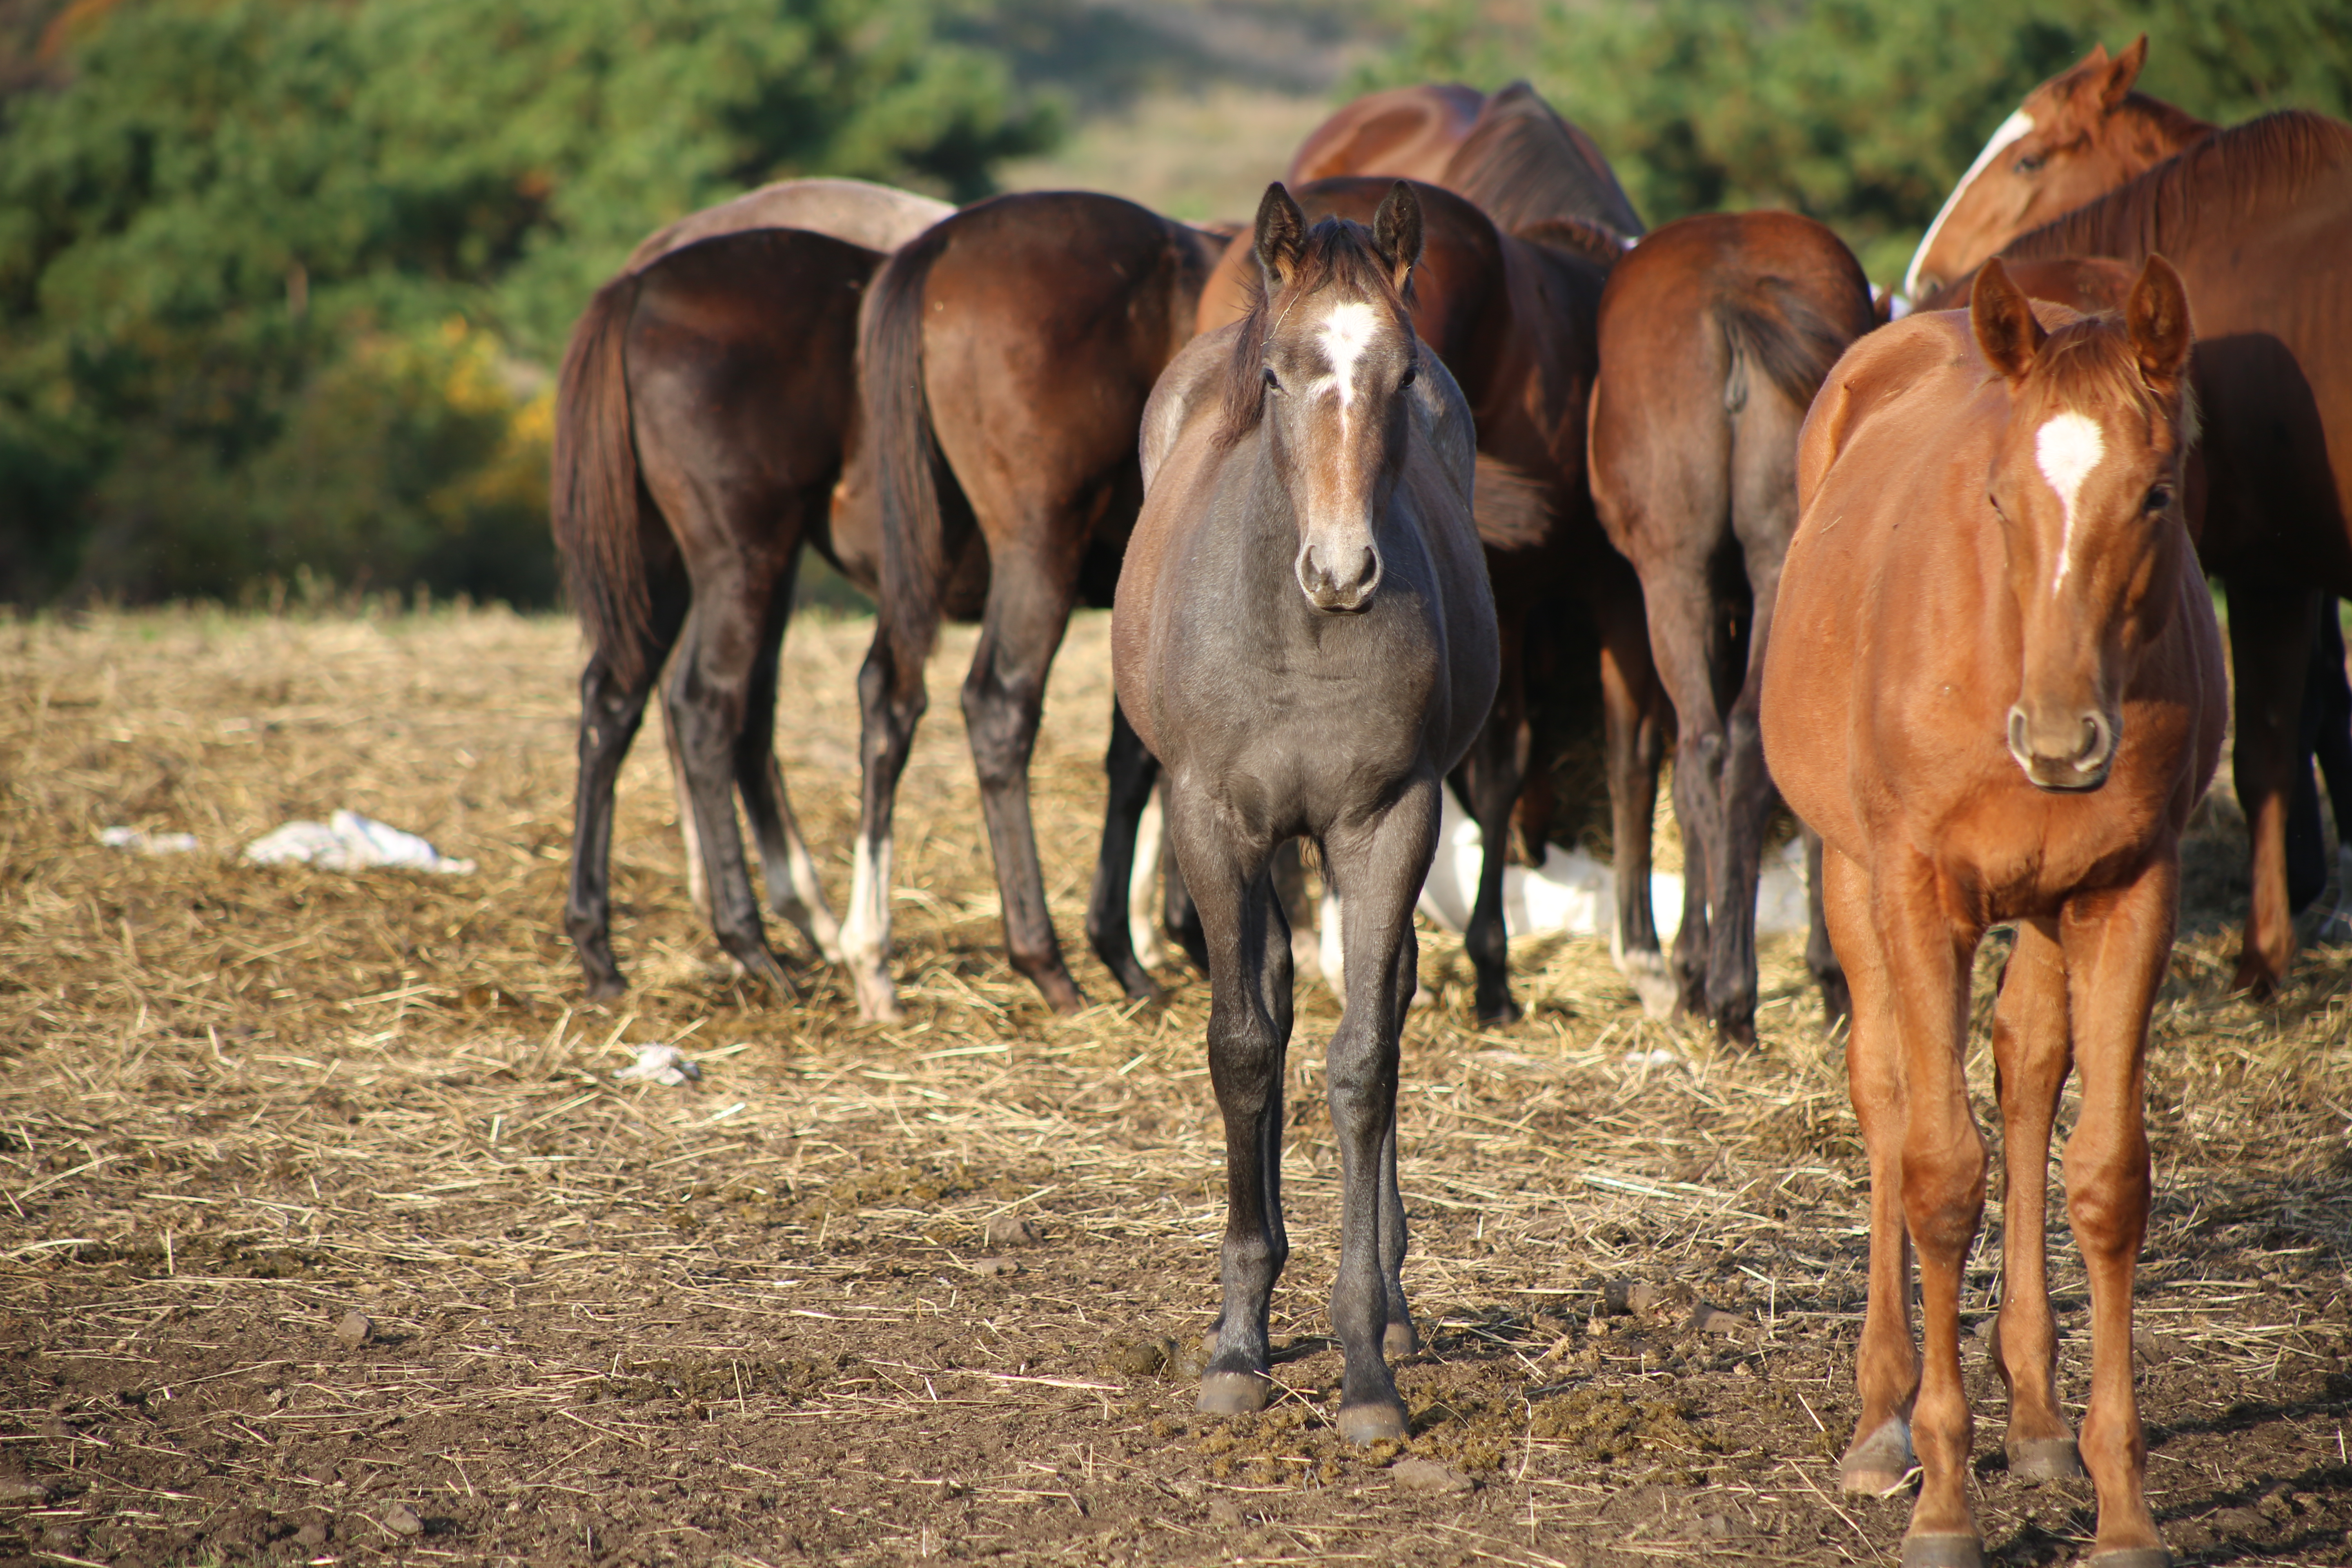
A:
1112;182;1499;1441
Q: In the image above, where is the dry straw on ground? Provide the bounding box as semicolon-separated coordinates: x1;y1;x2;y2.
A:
0;606;2348;1566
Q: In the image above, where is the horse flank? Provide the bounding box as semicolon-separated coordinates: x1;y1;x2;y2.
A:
1438;82;1646;240
2005;110;2352;267
550;272;650;689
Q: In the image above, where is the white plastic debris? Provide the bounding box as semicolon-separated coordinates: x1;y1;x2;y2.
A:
614;1043;702;1087
99;826;200;855
243;809;476;875
1413;787;1809;942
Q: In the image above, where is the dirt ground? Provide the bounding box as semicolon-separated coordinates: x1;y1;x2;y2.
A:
3;606;2349;1568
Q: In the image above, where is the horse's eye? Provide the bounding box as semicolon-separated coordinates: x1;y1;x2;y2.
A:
2012;153;2046;175
2144;484;2173;514
1399;362;1417;389
1262;366;1280;391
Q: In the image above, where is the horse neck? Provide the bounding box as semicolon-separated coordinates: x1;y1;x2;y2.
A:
2112;92;2216;174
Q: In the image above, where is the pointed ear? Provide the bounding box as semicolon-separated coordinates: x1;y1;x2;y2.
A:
2125;253;2193;392
2098;35;2147;111
1371;180;1423;293
1971;258;2046;383
1254;182;1305;292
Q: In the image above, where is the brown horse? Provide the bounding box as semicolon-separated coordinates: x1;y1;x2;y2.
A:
1763;258;2218;1568
1286;83;1485;186
1588;212;1876;1043
1902;36;2210;302
1192;178;1661;1025
1987;111;2352;993
844;192;1226;1021
555;223;886;1000
1287;81;1645;242
1115;182;1497;1440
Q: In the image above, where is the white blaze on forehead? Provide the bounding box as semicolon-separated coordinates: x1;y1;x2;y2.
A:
1904;109;2036;299
2036;410;2105;591
1314;300;1381;412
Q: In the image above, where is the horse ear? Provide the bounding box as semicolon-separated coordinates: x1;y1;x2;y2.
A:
1255;183;1305;290
1971;258;2046;383
1372;181;1423;292
2125;254;2193;392
2099;36;2148;111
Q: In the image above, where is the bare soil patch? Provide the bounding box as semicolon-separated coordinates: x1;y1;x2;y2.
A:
2;607;2348;1566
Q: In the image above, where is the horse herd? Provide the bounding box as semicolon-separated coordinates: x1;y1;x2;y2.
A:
550;40;2352;1566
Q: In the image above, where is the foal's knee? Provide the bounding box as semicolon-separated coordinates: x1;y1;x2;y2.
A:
1899;1130;1987;1257
2063;1135;2152;1262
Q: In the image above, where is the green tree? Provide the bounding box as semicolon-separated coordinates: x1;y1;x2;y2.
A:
0;0;1056;604
1370;0;2352;285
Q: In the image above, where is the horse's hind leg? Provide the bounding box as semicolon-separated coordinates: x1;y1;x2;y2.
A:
1323;771;1439;1443
1085;698;1162;1000
1593;576;1673;1018
1986;916;2083;1482
845;617;929;1022
566;566;690;1000
2225;578;2319;995
960;534;1088;1013
1802;828;1850;1025
1171;799;1287;1417
734;548;843;964
1458;621;1529;1025
2057;859;2176;1563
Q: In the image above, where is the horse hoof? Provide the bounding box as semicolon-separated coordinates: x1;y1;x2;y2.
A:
1837;1417;1914;1494
1336;1400;1409;1444
1898;1532;1983;1568
1197;1371;1272;1415
1383;1319;1420;1358
2085;1549;2174;1568
2005;1437;2084;1482
1475;993;1522;1027
584;973;627;1003
1617;946;1678;1020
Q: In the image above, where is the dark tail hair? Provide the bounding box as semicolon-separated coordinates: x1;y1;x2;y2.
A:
551;272;651;687
860;223;958;679
1715;276;1866;415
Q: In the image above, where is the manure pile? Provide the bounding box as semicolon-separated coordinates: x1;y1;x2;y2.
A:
2;607;2348;1566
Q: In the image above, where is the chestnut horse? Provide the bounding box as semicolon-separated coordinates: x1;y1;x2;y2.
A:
1991;112;2352;992
1115;183;1497;1439
846;192;1225;1020
1764;258;2219;1568
1902;36;2209;303
1588;212;1875;1043
1186;179;1657;1025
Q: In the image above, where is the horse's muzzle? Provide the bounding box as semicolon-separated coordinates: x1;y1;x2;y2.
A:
1296;539;1382;614
2007;704;2117;792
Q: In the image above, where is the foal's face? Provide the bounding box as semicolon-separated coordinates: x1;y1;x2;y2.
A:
1250;182;1424;615
1971;258;2194;792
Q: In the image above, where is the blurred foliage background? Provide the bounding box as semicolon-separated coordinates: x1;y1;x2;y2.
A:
2;0;2346;610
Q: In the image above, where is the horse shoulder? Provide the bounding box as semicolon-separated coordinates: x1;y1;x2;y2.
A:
1795;313;1971;512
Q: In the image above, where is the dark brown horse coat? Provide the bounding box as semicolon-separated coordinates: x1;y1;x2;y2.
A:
1764;262;2221;1567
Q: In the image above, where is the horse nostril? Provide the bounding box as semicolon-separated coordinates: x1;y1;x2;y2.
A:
2007;707;2030;760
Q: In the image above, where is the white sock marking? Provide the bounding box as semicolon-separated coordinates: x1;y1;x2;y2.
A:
2036;410;2105;591
1904;109;2036;299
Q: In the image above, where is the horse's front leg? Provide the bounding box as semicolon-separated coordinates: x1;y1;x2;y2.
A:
2224;578;2318;996
1458;620;1529;1025
1323;771;1439;1442
1822;842;1920;1493
1987;916;2084;1482
1592;579;1674;1018
845;615;930;1022
1879;851;1988;1561
2059;858;2178;1564
736;543;843;964
1169;795;1288;1417
1084;698;1163;999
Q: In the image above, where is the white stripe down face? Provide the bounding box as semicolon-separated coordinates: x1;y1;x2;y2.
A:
2034;410;2105;592
1904;109;2036;300
1267;289;1416;613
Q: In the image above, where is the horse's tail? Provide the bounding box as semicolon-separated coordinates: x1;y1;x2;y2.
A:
1714;276;1863;418
860;222;957;679
551;272;652;688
